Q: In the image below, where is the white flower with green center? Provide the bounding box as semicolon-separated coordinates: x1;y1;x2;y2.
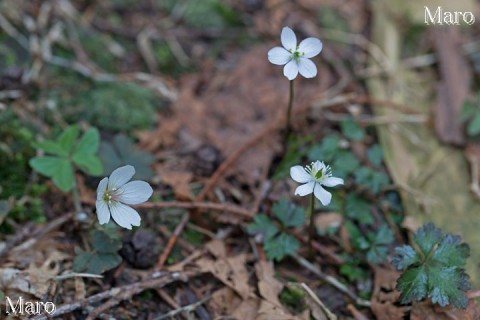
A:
96;165;153;230
268;26;323;80
290;161;343;206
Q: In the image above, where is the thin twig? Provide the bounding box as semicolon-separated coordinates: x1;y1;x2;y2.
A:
291;253;371;307
153;295;212;320
155;213;190;269
31;271;201;320
54;272;103;281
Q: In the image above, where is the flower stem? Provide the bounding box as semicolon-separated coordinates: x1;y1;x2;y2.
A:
308;191;315;257
72;183;83;217
284;79;295;145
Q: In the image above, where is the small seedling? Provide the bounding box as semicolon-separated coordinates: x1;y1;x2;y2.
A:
392;223;471;309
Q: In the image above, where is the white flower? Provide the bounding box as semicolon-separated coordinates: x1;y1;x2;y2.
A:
268;26;323;80
290;161;343;206
96;165;153;230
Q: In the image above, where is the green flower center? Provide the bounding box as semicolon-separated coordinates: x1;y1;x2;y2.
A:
289;46;305;62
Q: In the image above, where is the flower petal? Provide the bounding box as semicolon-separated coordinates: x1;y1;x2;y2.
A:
268;47;292;65
96;177;109;200
314;185;332;206
295;181;315;196
281;27;297;51
96;199;110;225
283;60;299;80
323;177;344;187
290;165;312;183
298;37;322;58
109;202;141;230
108;165;135;189
298;58;317;78
117;181;153;204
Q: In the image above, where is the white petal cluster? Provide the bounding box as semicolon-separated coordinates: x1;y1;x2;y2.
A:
290;161;343;206
96;165;153;230
268;26;323;80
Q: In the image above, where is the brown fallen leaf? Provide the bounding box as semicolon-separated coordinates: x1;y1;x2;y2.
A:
256;261;284;306
158;170;194;200
314;212;343;234
411;299;480;320
370;265;407;320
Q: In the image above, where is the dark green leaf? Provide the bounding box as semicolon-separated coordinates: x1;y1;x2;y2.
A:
397;265;428;304
373;224;395;245
72;154;103;176
392;245;420;270
74;127;100;155
99;134;154;180
73;247;122;274
413;223;443;257
92;230;122;253
58;125;79;154
345;194;373;225
431;234;469;267
345;221;369;250
354;167;389;194
264;233;299;261
247;215;279;241
428;266;470;308
273;198;305;228
367;144;383;167
366;245;389;264
341;118;365;141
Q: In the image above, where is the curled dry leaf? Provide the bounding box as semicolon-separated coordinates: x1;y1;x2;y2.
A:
371;265;408;320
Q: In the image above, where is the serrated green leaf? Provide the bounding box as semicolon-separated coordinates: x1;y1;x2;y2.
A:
341;118;365;141
392;245;420;270
74;127;100;155
264;233;299;261
34;140;68;156
58;125;79;154
72;154;103;176
273;198;305;228
308;135;340;162
367;245;389;264
467;114;480;136
29;156;64;177
367;144;383;167
345;194;373;225
413;223;443;257
373;224;394;245
431;234;469;267
397;265;428;304
247;215;279;241
51;159;75;192
344;221;369;250
428;266;470;308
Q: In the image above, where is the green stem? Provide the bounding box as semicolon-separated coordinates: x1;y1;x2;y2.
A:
308;191;315;257
284;80;295;146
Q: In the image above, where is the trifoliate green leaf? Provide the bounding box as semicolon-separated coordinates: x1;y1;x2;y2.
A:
413;223;443;257
247;215;279;241
92;230;122;253
392;245;420;270
264;233;299;261
396;265;428;304
354;167;390;194
332;150;360;178
345;194;373;225
366;225;394;263
273;198;305;228
73;247;122;274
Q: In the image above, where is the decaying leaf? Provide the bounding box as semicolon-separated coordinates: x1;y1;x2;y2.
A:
371;265;407;320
